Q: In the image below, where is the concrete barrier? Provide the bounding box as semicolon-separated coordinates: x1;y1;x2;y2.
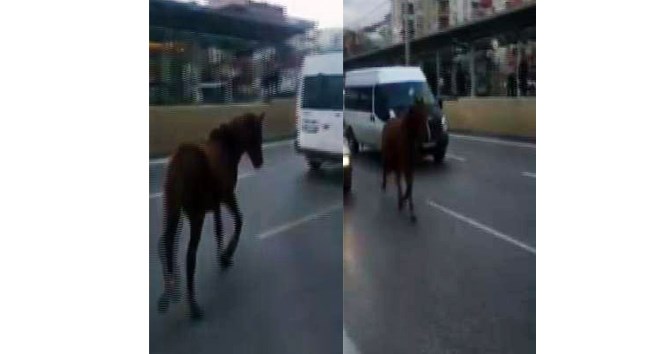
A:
443;97;536;140
150;98;296;157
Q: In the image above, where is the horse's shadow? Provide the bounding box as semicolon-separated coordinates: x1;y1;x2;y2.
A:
352;149;449;175
302;164;344;184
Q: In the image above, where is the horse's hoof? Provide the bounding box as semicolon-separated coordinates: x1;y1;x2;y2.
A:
189;303;203;320
221;256;234;269
157;294;170;313
164;275;182;303
410;215;418;223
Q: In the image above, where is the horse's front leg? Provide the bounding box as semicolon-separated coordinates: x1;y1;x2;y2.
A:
221;193;243;268
158;205;182;313
213;205;225;269
186;211;204;319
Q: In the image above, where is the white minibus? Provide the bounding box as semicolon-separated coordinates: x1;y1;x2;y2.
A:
344;66;449;163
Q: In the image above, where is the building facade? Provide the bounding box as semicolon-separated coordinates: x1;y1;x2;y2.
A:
390;0;533;43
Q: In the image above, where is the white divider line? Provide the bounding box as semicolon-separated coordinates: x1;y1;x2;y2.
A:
262;139;294;149
149;170;257;199
447;153;467;162
450;133;536;149
257;203;342;240
427;200;536;255
522;172;536;178
150;157;169;165
343;327;361;354
149;139;294;165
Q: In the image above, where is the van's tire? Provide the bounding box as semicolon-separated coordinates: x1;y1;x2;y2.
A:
308;159;322;170
433;143;447;164
346;129;360;154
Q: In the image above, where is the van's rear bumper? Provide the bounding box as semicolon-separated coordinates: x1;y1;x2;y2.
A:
295;140;342;161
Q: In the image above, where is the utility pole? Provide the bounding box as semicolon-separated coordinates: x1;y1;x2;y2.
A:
403;1;414;66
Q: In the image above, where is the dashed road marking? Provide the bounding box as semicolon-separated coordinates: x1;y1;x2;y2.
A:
427;200;536;255
343;327;361;354
522;172;536;178
450;134;535;149
149;170;256;199
149;139;294;165
447;153;467;162
257;203;342;240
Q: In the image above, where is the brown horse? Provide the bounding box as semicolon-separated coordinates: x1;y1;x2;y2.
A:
381;98;429;222
157;112;265;319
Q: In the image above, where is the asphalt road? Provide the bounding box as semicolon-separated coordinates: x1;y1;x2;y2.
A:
343;134;536;354
149;141;343;354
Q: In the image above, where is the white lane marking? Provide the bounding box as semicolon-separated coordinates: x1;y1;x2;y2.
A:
446;152;466;162
257;203;342;240
149;171;256;199
343;327;361;354
427;200;536;255
149;139;294;165
262;139;294;149
522;172;536;178
450;133;536;149
238;171;255;179
150;157;169;165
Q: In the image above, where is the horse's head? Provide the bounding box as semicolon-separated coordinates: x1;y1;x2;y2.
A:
209;112;265;169
406;97;429;143
241;112;265;168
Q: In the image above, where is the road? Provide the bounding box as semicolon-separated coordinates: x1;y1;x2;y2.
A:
149;141;343;354
343;134;536;354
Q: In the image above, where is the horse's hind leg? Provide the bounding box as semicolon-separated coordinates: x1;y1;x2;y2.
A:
395;170;404;211
382;160;388;192
158;205;182;313
213;205;225;269
405;169;417;222
221;193;243;268
186;211;204;319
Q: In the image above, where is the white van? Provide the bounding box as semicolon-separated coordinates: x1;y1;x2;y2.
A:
344;66;449;163
295;52;344;170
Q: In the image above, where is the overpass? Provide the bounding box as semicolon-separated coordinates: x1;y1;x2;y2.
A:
345;3;536;140
344;2;535;72
149;0;314;106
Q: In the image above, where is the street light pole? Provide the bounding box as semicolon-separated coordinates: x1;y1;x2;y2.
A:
403;1;414;66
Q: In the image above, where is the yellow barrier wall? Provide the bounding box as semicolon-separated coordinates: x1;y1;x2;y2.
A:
150;98;296;157
151;97;534;156
443;97;536;139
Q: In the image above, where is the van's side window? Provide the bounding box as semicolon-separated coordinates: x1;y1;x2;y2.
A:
357;87;372;112
345;87;372;112
345;88;359;110
374;87;389;121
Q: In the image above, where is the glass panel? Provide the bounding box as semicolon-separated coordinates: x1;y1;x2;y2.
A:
302;75;344;111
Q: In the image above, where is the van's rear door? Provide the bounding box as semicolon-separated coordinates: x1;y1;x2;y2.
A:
298;74;344;155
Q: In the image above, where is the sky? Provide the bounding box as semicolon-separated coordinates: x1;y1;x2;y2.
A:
344;0;390;30
264;0;343;29
180;0;386;30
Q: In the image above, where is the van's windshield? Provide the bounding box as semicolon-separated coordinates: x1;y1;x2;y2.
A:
374;81;440;121
302;74;344;111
